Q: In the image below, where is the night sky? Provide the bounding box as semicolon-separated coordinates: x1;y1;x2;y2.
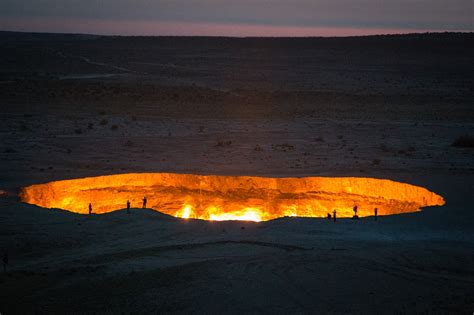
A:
0;0;472;36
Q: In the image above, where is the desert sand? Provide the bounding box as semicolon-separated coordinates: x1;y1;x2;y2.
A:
0;32;473;313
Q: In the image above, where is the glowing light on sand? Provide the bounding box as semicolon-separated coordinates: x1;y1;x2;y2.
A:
19;173;445;221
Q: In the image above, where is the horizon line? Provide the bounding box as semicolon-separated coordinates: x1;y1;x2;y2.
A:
1;18;472;38
1;28;472;39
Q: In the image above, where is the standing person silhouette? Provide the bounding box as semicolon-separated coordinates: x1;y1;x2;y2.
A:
333;209;337;222
88;203;93;214
353;205;359;219
374;207;378;221
127;200;131;213
142;196;147;209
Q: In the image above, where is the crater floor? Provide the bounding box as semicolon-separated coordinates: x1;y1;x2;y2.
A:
20;173;445;221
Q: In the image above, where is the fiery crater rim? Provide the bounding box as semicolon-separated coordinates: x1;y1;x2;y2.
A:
19;173;445;222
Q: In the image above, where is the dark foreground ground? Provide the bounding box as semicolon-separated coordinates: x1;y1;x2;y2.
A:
0;32;473;314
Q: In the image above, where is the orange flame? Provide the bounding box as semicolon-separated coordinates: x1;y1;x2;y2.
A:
19;173;445;221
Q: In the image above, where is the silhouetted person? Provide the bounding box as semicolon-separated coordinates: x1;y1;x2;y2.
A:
142;196;147;209
374;207;378;221
327;213;332;220
127;200;131;214
88;203;93;214
3;251;8;273
333;209;337;222
352;205;359;220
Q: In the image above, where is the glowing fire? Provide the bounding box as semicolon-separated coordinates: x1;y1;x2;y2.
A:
19;173;445;221
177;204;193;219
209;208;263;222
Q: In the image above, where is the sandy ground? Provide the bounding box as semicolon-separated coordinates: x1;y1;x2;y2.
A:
0;32;473;314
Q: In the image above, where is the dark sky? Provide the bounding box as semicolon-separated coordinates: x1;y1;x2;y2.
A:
0;0;472;36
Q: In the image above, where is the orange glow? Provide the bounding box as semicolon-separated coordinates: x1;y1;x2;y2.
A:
19;173;445;221
209;208;263;222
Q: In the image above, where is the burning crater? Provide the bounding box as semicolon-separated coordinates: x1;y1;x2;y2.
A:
19;173;445;221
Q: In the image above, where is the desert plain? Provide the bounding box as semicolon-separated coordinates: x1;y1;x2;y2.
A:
0;32;473;313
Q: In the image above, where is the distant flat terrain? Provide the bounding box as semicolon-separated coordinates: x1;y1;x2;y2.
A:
0;32;473;314
0;32;472;121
